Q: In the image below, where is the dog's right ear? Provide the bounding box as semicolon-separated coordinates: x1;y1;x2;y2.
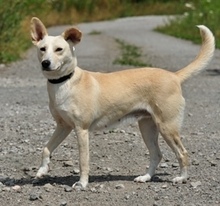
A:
62;28;82;45
30;17;48;45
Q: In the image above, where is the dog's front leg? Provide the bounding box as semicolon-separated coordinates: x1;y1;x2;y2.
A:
36;123;72;178
72;127;89;189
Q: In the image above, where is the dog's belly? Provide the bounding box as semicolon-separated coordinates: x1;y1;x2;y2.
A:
90;109;151;130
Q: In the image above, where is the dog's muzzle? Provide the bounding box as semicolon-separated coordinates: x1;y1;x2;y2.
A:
42;60;51;70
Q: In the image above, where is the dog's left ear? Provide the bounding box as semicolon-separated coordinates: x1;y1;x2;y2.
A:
30;17;48;45
62;28;82;45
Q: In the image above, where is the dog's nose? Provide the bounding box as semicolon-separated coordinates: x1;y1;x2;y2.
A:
42;60;51;70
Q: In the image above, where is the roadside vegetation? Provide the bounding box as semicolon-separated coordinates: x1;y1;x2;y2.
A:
0;0;186;64
114;39;149;67
156;0;220;48
0;0;219;64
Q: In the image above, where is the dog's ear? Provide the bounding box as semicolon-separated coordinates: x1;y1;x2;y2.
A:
62;28;82;45
30;17;48;45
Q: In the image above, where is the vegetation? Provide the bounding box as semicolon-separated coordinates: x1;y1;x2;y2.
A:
0;0;186;64
156;0;220;48
1;0;219;64
114;39;148;67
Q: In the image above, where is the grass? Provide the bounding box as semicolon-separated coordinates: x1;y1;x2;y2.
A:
0;0;187;64
2;0;219;64
88;30;102;35
114;39;148;67
156;0;220;48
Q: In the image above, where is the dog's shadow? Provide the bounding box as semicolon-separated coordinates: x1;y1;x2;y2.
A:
2;173;171;187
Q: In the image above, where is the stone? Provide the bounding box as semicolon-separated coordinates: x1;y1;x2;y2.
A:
73;168;80;174
192;159;199;165
60;200;67;206
43;183;54;192
172;163;179;168
29;193;41;201
161;184;168;189
125;194;130;200
12;185;21;192
115;184;125;189
190;181;202;188
64;185;73;192
63;160;74;167
160;163;169;168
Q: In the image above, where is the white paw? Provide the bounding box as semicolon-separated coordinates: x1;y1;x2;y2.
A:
172;176;187;184
36;165;49;178
72;181;87;191
134;174;151;183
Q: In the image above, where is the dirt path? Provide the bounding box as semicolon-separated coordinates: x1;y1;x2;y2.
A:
0;16;220;206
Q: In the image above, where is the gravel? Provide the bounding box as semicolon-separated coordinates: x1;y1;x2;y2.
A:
0;16;220;205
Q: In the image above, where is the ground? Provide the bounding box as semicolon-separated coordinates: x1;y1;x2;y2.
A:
0;16;220;206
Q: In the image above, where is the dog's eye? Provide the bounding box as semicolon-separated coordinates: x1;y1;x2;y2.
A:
40;47;46;52
55;48;63;52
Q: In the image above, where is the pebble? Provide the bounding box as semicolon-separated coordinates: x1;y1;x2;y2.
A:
192;159;199;165
160;163;168;168
210;161;217;166
115;184;125;189
190;181;202;188
12;185;21;192
64;185;73;192
60;200;67;206
172;163;179;168
90;187;97;193
73;168;80;174
63;160;74;167
2;187;10;192
125;194;130;200
43;183;54;192
161;184;168;189
29;192;42;201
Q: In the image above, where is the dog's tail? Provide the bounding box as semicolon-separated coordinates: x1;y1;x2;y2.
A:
175;25;215;84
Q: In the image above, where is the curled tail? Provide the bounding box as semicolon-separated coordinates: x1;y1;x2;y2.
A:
176;25;215;83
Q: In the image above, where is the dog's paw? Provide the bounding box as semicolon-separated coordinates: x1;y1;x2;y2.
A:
36;165;49;178
72;181;87;191
134;174;151;183
172;176;187;184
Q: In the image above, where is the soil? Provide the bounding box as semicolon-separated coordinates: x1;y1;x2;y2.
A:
0;16;220;206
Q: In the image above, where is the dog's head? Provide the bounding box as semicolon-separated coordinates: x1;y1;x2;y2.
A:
30;17;82;80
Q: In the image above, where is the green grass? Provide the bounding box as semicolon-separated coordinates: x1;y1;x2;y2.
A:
156;0;220;48
113;39;148;67
1;1;219;64
0;0;187;64
88;30;102;35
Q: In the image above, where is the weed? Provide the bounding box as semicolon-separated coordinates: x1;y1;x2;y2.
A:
157;0;220;48
114;39;148;67
88;30;102;35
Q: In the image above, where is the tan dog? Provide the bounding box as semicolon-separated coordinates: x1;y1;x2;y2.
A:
30;17;215;189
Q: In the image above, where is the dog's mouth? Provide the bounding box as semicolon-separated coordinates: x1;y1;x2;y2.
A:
42;65;61;72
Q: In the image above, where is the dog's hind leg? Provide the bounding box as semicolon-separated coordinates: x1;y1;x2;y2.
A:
158;121;188;183
36;123;72;178
134;118;162;183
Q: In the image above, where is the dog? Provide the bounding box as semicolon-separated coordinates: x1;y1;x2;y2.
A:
30;17;215;189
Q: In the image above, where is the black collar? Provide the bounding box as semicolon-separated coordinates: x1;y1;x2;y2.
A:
48;72;73;84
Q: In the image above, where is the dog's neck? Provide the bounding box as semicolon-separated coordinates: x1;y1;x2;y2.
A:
48;72;73;84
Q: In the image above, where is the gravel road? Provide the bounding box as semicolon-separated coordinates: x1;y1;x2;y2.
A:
0;16;220;206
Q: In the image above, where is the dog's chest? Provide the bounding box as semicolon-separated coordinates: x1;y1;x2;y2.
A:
48;83;75;120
